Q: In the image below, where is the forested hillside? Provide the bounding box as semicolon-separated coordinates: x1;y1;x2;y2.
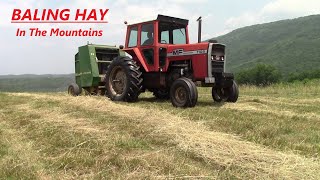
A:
210;15;320;75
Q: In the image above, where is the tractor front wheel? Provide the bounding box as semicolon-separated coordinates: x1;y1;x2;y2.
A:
68;83;81;96
212;80;239;103
105;56;143;102
170;77;198;107
226;81;239;102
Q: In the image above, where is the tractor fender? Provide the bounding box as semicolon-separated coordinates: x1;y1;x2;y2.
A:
124;48;149;72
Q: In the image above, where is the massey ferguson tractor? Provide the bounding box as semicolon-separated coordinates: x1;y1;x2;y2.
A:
68;15;239;107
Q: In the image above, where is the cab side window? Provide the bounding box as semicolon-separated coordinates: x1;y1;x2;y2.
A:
141;23;154;46
128;26;138;47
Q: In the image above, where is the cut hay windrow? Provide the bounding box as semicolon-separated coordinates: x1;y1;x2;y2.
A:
9;93;320;179
14;103;106;135
222;102;320;120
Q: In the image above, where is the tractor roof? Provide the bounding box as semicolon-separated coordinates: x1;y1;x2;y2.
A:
157;14;189;26
128;14;189;26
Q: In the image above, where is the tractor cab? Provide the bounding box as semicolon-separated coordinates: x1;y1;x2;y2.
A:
124;15;190;72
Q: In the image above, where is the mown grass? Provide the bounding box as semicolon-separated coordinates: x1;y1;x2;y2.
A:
0;81;319;179
0;93;216;179
134;81;320;157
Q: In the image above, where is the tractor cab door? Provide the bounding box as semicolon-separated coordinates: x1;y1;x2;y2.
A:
139;22;158;72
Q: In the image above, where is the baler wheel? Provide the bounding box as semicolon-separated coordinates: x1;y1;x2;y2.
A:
170;77;198;107
68;83;81;96
105;56;142;102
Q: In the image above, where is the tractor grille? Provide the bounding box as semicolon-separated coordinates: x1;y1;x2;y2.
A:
212;60;224;73
210;44;225;74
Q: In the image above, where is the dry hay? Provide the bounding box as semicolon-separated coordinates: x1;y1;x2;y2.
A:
8;93;320;179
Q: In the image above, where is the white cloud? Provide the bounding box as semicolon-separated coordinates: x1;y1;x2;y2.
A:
225;12;260;30
262;0;320;15
222;0;320;35
166;0;208;3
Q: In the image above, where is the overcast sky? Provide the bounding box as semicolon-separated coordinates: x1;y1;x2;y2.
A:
0;0;319;75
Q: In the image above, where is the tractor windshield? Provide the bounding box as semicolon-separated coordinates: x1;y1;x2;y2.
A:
159;22;187;45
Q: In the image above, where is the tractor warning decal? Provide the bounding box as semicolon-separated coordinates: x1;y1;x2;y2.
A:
167;49;207;57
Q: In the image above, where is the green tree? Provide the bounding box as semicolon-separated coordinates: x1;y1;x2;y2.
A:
287;69;320;82
236;64;282;86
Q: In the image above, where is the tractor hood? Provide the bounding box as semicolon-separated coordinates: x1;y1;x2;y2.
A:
166;42;209;57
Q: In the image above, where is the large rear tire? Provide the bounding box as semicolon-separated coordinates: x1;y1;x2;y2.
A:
170;77;198;107
105;56;143;102
68;83;81;96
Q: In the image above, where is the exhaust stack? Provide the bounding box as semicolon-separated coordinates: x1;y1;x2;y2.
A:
197;16;202;43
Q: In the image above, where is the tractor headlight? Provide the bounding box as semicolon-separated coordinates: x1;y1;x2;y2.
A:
211;55;224;61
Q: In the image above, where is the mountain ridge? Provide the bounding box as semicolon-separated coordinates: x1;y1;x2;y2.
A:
210;14;320;75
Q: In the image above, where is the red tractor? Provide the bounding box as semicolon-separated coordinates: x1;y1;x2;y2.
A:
105;14;239;107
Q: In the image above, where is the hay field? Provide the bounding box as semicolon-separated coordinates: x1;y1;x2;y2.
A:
0;82;319;179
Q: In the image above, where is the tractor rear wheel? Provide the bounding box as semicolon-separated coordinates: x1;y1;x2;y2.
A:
212;80;239;103
105;56;143;102
68;83;81;96
153;89;170;99
170;77;198;107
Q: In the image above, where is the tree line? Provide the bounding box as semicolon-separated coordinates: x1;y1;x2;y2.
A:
235;64;320;86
